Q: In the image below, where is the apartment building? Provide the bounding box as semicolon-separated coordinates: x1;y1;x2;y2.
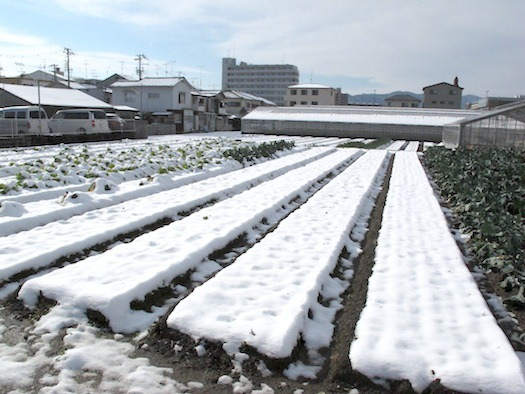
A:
222;58;299;106
423;77;463;109
284;84;337;106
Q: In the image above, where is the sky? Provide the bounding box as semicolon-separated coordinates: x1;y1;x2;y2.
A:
0;0;523;97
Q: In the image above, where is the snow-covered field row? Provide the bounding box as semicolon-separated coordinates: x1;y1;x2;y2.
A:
386;140;407;151
1;133;521;393
168;150;389;360
18;149;364;332
0;146;330;236
349;152;525;393
404;140;420;151
0;147;335;280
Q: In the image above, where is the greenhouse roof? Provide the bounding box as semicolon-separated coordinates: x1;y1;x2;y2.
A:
243;106;483;127
449;99;525;126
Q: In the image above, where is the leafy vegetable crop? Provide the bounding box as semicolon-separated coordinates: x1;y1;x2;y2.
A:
223;140;295;163
424;146;525;308
0;139;295;195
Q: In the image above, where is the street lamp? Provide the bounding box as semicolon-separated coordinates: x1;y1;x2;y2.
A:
26;74;43;134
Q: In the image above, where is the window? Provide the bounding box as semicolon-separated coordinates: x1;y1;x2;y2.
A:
449;90;457;95
4;111;15;119
448;101;454;105
30;110;46;119
301;90;307;95
440;101;446;104
290;101;296;106
429;89;437;94
290;89;297;95
178;92;186;104
431;101;437;104
312;101;318;105
300;101;307;105
64;112;89;119
148;92;160;99
16;112;27;119
124;91;136;103
312;90;319;96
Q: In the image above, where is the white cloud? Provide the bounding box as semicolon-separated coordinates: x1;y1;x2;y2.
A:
0;27;48;47
212;0;525;95
3;0;525;96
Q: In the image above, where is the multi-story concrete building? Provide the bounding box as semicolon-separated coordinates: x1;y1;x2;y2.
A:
284;84;337;106
222;58;299;106
423;77;463;109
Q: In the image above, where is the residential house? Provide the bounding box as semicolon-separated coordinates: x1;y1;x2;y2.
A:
423;77;463;109
110;77;195;132
284;84;337;106
191;90;228;131
384;93;421;108
222;90;276;117
0;69;68;87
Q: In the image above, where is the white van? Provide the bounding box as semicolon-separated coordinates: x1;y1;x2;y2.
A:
49;109;111;134
0;106;50;136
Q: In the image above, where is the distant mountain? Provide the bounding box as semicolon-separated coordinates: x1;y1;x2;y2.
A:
347;91;481;109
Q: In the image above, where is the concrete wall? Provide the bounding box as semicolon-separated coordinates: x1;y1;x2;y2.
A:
242;119;443;142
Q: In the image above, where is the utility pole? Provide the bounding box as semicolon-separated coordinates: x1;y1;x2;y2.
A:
135;54;147;80
50;64;58;81
64;48;74;87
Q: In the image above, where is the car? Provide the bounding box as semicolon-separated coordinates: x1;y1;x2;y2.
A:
106;113;126;131
0;106;50;135
48;109;111;134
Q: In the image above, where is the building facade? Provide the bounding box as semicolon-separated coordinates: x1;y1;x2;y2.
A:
423;77;463;109
222;58;299;106
110;77;194;114
384;93;421;108
284;84;337;106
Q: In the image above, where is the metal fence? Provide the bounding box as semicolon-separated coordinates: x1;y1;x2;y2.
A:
0;119;32;137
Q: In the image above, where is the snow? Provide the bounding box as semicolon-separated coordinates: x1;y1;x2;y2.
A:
349;152;525;393
386;140;406;151
111;78;186;88
18;149;362;332
243;106;483;127
0;83;112;108
0;147;331;282
167;150;389;358
287;83;333;89
1;133;524;393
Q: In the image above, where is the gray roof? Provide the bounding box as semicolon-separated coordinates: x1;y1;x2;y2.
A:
0;83;112;108
385;94;421;102
111;77;192;88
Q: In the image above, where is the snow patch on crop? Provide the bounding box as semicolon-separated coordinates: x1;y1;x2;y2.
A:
0;200;27;217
